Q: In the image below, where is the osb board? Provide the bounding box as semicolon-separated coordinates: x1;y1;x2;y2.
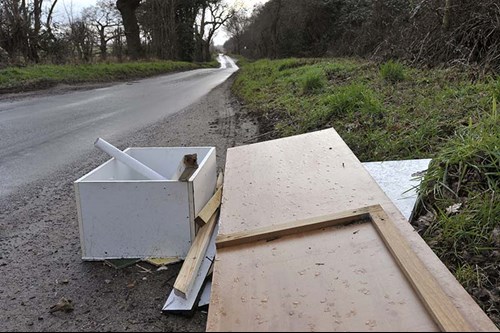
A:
206;128;497;331
208;222;438;332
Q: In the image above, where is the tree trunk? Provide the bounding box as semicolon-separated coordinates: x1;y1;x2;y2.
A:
99;27;107;60
194;5;207;62
270;0;282;59
442;0;451;30
116;0;142;60
175;1;198;62
203;41;211;62
235;35;241;55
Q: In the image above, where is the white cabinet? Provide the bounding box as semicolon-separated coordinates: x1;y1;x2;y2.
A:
74;147;217;260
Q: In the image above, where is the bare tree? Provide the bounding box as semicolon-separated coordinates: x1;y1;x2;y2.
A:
45;0;58;31
224;8;249;54
0;0;59;63
270;0;282;59
138;0;177;60
194;0;233;62
84;0;121;60
67;19;94;62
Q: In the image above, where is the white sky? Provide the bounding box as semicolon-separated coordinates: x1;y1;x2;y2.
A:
55;0;269;45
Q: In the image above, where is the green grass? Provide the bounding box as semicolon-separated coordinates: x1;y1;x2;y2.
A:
300;67;326;94
417;107;499;262
232;58;496;161
380;60;406;82
415;108;499;318
0;60;218;92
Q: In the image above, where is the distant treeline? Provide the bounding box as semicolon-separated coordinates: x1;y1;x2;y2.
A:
0;0;232;67
224;0;500;71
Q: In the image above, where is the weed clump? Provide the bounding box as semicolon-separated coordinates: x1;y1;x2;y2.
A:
322;84;382;118
380;60;405;82
301;68;326;94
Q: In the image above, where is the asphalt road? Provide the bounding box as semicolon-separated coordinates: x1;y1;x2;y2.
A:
0;55;237;199
0;75;257;332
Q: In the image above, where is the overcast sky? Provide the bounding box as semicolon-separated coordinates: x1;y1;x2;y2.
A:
55;0;269;45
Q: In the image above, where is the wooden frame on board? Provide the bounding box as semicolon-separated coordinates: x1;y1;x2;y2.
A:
216;204;472;332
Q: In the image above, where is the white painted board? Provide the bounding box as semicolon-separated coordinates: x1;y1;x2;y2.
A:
362;159;431;221
198;280;212;308
76;181;191;260
190;148;217;239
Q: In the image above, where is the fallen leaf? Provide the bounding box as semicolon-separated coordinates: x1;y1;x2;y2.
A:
445;203;462;215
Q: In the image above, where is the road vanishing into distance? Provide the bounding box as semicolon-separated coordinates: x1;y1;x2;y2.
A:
0;55;238;199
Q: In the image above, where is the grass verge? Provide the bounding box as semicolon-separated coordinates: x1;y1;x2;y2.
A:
232;57;496;161
233;57;500;327
0;60;219;93
414;107;499;326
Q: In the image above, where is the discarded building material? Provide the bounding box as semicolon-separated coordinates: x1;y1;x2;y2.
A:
104;258;141;270
163;225;218;314
94;138;166;180
217;204;470;331
206;128;497;332
179;154;199;181
216;206;373;249
362;159;431;221
368;207;471;331
75;147;217;260
198;280;212;308
49;297;74;314
185;160;441;309
195;187;222;227
174;210;219;298
215;171;224;189
145;257;181;267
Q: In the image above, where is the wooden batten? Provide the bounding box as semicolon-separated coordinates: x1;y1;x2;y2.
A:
216;171;224;190
195;187;222;228
216;206;374;249
370;208;473;332
174;210;218;298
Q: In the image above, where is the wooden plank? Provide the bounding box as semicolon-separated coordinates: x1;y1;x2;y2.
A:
174;210;218;298
370;207;473;332
216;206;374;249
163;224;217;313
195;187;222;227
216;171;224;190
145;257;181;267
179;154;199;181
179;167;197;181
